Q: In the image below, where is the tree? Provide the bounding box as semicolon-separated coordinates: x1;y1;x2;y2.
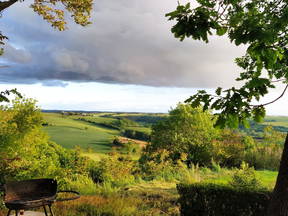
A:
0;0;93;102
144;104;218;166
0;98;59;182
0;98;92;186
166;1;288;215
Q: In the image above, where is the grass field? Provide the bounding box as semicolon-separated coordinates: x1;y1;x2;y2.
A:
201;169;277;189
42;113;119;153
263;116;288;128
42;112;155;153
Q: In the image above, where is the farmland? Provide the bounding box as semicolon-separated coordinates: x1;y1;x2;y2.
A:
1;105;287;216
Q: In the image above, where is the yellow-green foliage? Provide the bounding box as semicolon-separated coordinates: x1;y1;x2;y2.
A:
212;129;250;167
0;98;95;190
0;98;60;182
139;149;192;181
89;152;136;186
243;126;283;170
146;104;218;166
229;162;264;190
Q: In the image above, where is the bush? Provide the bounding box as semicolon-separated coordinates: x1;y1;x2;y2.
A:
89;153;136;186
58;174;97;195
177;183;270;216
212;130;248;168
229;162;263;190
139;149;188;181
244;144;281;170
122;129;150;141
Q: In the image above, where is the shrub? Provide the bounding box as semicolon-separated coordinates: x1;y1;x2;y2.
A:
229;162;263;190
112;137;141;154
58;174;97;195
139;149;188;181
244;144;281;171
122;129;150;141
89;153;136;186
212;130;247;168
210;159;221;173
179;164;201;184
177;183;270;216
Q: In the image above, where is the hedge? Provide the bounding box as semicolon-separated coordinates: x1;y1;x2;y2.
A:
177;183;271;216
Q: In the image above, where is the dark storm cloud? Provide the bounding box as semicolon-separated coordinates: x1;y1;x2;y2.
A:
1;0;246;88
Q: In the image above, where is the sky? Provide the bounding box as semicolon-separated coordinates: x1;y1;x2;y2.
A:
0;0;288;115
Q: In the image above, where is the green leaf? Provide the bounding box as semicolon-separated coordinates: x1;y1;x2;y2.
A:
216;27;227;36
216;87;222;96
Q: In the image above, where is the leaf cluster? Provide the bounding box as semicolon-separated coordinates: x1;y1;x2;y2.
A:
167;0;288;128
30;0;93;31
0;89;22;103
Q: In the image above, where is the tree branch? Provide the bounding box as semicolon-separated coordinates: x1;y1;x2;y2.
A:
0;0;18;12
253;84;288;107
271;79;287;83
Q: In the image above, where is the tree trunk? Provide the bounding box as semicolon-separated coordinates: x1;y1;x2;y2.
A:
267;133;288;216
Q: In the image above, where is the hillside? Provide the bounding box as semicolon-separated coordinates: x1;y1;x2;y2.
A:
41;112;161;154
42;113;119;153
239;116;288;137
42;112;288;155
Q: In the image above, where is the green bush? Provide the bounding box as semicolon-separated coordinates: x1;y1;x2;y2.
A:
89;153;136;186
212;130;247;168
139;149;189;181
177;183;270;216
229;162;263;190
244;145;281;170
122;129;150;141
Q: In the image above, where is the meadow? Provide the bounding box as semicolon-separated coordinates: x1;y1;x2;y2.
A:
39;111;282;215
0;104;287;216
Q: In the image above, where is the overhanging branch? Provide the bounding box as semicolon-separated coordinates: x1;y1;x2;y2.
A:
252;84;288;107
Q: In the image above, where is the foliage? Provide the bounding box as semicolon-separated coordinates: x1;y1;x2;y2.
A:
244;143;282;171
144;104;218;166
212;129;254;167
0;98;94;192
121;129;150;141
0;0;92;31
177;183;270;216
89;152;136;186
0;98;58;182
166;0;288;128
112;137;141;154
262;126;286;146
139;149;190;181
112;118;139;129
241;126;283;170
0;89;22;103
229;162;263;190
117;114;167;126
